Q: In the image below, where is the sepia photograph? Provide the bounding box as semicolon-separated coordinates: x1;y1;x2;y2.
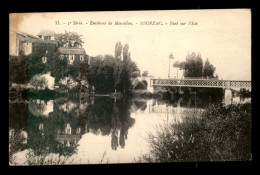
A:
9;9;251;165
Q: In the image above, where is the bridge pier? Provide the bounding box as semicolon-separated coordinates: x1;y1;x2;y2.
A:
224;88;233;105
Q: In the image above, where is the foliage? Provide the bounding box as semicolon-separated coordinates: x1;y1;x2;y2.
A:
142;70;149;77
132;71;140;78
32;42;57;54
173;61;180;68
177;52;216;78
89;55;115;93
138;103;252;162
183;52;204;77
27;41;79;84
203;58;216;78
89;42;139;94
113;41;124;91
240;88;251;98
25;151;71;166
115;41;123;59
121;44;132;93
47;55;70;83
9;56;29;84
55;31;84;48
27;42;57;80
29;75;48;90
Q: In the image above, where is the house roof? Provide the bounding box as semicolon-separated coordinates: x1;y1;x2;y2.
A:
58;47;86;55
37;29;55;37
17;31;40;39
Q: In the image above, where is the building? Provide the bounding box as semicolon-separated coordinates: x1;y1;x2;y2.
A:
10;30;87;65
9;30;57;57
37;29;55;41
9;31;41;56
58;47;88;65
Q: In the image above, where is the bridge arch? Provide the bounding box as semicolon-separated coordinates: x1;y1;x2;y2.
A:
137;76;153;93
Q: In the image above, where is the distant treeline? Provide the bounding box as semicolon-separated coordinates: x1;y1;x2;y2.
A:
173;52;218;78
88;42;140;94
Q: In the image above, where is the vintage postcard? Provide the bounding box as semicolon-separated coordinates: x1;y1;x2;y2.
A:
9;9;251;165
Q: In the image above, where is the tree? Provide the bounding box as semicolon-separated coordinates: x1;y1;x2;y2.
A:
178;61;186;70
46;52;70;83
28;42;57;81
9;56;29;84
113;42;123;92
28;53;47;81
132;71;140;78
89;55;103;93
78;61;91;82
115;41;122;59
55;31;84;48
121;44;132;93
203;58;216;78
173;61;180;68
102;55;115;93
88;42;139;94
183;52;204;77
29;75;48;90
142;70;149;77
129;62;140;78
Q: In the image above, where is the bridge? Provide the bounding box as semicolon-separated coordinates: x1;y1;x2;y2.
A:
150;78;251;89
131;77;251;93
131;77;251;105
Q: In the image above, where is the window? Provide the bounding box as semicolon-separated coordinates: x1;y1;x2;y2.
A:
66;128;71;134
80;55;84;61
42;56;47;63
65;123;71;135
69;55;75;61
60;54;64;59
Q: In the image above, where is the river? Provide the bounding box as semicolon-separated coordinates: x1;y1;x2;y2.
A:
9;94;251;165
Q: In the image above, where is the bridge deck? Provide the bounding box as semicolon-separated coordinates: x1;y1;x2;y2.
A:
151;79;251;88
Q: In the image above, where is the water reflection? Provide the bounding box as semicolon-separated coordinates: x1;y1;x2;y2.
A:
9;94;250;164
9;96;136;164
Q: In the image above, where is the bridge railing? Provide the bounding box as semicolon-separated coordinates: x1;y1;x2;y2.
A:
150;79;251;88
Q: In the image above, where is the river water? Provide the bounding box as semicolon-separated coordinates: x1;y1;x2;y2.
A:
9;94;250;165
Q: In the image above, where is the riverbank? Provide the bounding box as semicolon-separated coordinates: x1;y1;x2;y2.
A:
137;102;252;162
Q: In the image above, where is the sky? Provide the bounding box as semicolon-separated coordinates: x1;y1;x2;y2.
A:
10;9;251;80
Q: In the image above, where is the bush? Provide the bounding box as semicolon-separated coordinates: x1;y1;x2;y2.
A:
139;103;252;162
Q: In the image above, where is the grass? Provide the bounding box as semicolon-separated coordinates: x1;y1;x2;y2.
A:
137;102;252;162
9;150;73;166
9;149;110;166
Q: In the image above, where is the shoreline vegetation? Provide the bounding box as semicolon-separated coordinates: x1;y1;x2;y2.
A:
136;102;252;162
